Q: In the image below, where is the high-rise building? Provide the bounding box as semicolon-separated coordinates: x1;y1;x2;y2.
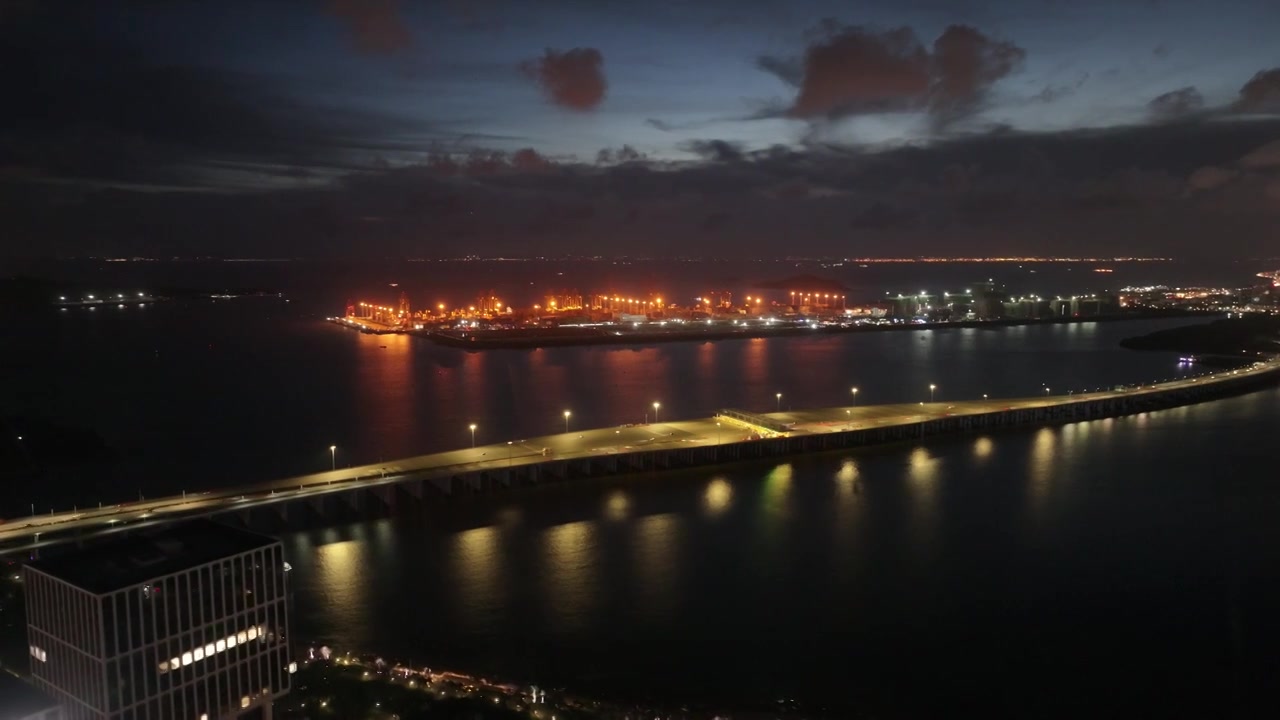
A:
24;520;292;720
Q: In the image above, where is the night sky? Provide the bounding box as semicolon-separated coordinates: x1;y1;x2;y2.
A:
2;0;1279;258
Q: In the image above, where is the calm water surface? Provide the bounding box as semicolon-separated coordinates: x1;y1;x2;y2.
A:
5;261;1279;717
284;389;1280;717
0;297;1216;512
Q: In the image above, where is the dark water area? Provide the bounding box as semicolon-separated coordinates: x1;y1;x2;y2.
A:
0;290;1217;516
283;388;1280;717
4;260;1280;716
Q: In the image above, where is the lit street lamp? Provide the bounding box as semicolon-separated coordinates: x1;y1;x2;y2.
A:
929;384;937;403
1044;387;1051;396
507;441;513;467
850;387;859;406
716;421;722;444
564;410;571;433
776;393;782;412
653;401;661;424
329;445;336;471
469;423;477;448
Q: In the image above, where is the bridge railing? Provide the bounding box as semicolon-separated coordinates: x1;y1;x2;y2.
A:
716;408;791;433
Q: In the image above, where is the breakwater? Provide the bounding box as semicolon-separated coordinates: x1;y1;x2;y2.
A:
3;357;1275;555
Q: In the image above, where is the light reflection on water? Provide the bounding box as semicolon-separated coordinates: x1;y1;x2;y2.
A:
280;387;1280;717
542;521;596;633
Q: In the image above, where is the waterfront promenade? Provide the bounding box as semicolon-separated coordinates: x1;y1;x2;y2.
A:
2;358;1277;553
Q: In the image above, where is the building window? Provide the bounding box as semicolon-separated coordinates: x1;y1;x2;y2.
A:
181;651;193;667
193;647;204;662
204;643;215;657
158;661;170;674
170;656;180;670
29;645;47;662
288;662;297;674
215;639;226;652
236;631;247;644
240;696;250;708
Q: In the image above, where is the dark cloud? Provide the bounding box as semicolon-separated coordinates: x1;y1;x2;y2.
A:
596;145;645;164
8;110;1280;260
756;55;804;87
849;202;917;230
521;48;607;111
327;0;411;55
679;140;745;163
1148;87;1205;120
759;22;1024;125
1236;69;1280;113
511;148;555;172
700;211;731;232
929;26;1026;122
0;2;428;191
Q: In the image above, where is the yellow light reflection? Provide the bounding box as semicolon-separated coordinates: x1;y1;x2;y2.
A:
703;478;732;516
836;460;858;498
634;513;680;621
543;521;596;631
1027;427;1056;516
313;541;367;633
450;526;504;629
973;436;993;460
906;447;939;534
605;491;630;521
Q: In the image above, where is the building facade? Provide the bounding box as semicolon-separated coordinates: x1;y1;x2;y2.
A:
24;521;292;720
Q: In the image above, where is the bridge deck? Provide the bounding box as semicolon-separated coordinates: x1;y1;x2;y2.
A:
2;360;1275;550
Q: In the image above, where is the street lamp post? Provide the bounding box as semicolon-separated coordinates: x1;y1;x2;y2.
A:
716;421;722;444
507;441;513;467
776;393;782;412
1044;387;1051;396
850;387;858;406
564;410;571;433
929;384;937;403
329;445;336;471
653;401;661;424
469;423;477;448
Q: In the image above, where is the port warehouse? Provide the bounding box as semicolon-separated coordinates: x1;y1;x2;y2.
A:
12;362;1272;547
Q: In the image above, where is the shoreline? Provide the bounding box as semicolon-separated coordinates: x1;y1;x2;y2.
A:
329;309;1211;349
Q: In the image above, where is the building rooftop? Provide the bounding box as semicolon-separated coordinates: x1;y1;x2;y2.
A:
0;670;60;719
27;519;278;594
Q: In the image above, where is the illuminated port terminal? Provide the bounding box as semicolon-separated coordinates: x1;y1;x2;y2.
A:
321;275;1268;349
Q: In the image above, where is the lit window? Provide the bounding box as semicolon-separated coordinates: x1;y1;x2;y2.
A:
241;696;250;709
215;639;226;652
204;643;215;657
288;662;297;674
226;635;237;648
193;647;204;662
158;661;170;674
247;627;258;640
201;715;209;720
181;652;192;667
237;631;247;644
29;646;47;663
170;657;180;670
